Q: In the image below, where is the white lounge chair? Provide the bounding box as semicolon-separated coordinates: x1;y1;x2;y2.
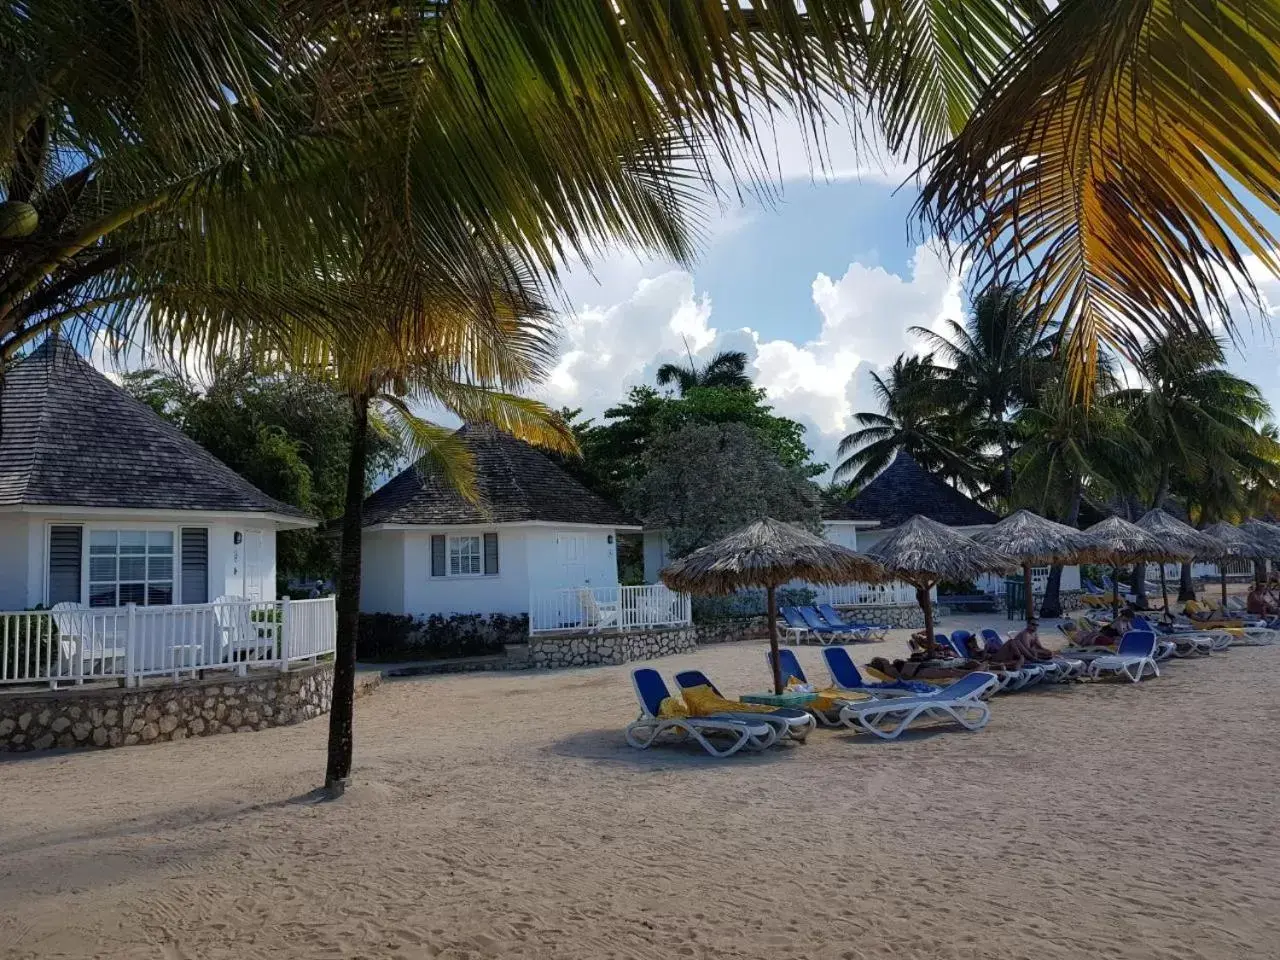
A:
625;668;775;757
1088;631;1160;683
838;671;998;740
51;601;125;677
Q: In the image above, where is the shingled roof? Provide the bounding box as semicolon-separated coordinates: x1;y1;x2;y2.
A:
361;423;636;528
0;339;309;520
824;450;998;528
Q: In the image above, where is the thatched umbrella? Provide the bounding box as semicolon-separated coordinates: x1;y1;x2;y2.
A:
1134;509;1224;614
660;518;884;694
972;509;1093;627
1202;521;1273;605
1240;519;1280;583
1079;516;1188;617
862;515;1016;656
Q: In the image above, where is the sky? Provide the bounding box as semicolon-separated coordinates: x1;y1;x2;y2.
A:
525;118;1280;482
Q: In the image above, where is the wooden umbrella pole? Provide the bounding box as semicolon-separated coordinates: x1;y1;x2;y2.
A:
1221;566;1228;606
1112;563;1120;619
918;580;936;656
1023;562;1035;626
767;583;783;695
1159;563;1170;615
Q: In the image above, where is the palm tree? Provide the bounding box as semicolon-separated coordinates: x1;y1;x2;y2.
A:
1109;333;1272;604
1012;374;1144;616
835;353;983;490
656;350;752;395
911;283;1056;503
5;2;1279;401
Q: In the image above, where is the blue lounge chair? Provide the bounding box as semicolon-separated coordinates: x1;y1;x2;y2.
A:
941;631;1039;690
1132;615;1213;657
625;669;776;757
797;605;858;642
674;669;816;741
820;646;938;696
838;671;999;740
778;606;818;643
815;604;874;641
1088;631;1160;683
763;648;881;726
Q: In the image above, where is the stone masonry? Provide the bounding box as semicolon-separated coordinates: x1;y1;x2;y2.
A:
0;663;368;753
834;603;924;629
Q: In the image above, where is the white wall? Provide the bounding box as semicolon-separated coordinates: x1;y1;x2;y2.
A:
0;514;30;610
359;531;406;614
10;512;282;608
377;524;620;618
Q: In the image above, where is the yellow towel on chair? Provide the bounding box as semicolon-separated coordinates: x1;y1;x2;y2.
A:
681;685;778;717
657;697;689;719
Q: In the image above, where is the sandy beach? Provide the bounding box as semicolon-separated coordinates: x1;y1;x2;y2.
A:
3;621;1279;960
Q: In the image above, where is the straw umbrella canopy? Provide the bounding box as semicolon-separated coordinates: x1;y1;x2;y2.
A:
861;515;1016;656
1202;521;1274;605
1078;515;1189;617
972;509;1093;628
1134;509;1225;614
660;518;885;694
1240;519;1280;578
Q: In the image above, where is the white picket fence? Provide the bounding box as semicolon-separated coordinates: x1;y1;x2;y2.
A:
813;581;918;607
529;584;692;634
0;597;336;689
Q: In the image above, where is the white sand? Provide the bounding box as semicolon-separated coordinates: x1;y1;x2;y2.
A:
3;621;1279;960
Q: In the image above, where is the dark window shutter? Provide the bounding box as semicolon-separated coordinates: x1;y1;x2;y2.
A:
483;533;499;575
48;525;83;604
181;528;209;604
431;535;446;576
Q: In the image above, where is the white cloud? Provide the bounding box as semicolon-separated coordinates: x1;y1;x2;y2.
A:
541;241;967;474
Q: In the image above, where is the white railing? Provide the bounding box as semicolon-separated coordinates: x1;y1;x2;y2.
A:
528;584;692;634
814;581;918;607
0;597;336;689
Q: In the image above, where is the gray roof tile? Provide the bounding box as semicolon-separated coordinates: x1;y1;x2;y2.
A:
362;423;634;528
0;339;308;518
824;451;997;528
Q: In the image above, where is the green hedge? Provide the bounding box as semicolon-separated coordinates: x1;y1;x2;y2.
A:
356;612;529;662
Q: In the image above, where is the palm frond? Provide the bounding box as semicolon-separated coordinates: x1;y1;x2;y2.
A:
920;0;1280;396
376;396;480;504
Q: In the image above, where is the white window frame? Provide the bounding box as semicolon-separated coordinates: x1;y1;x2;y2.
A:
44;521;193;608
447;534;483;577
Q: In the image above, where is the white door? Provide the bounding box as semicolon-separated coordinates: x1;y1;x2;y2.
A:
556;534;589;626
243;529;265;600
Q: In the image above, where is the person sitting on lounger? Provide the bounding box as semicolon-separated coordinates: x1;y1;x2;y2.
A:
1073;611;1134;648
1005;620;1054;662
1247;585;1278;616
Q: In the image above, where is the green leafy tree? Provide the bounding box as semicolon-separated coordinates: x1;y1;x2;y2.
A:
120;360;404;579
1110;333;1272;604
628;421;821;558
835;353;983;491
911;283;1056;502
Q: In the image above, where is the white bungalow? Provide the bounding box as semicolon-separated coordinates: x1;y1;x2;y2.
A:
0;339;314;610
0;340;331;689
358;424;687;632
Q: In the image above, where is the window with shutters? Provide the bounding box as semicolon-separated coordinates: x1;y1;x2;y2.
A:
432;532;498;577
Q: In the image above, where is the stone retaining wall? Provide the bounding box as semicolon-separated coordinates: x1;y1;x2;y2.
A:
833;603;923;629
529;627;697;669
0;664;356;753
693;617;768;645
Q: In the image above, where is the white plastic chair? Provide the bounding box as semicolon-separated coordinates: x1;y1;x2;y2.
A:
577;588;619;632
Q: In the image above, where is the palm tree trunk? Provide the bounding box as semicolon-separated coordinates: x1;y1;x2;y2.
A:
325;391;369;795
1177;562;1196;602
1039;474;1082;619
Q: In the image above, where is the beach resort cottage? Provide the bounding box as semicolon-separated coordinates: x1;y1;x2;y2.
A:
358;424;687;632
0;339;314;610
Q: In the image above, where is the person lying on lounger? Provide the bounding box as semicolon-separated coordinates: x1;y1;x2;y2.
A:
868;656;979;682
1073;611;1135;648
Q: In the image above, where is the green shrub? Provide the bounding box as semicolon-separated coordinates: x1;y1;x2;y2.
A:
356;612;529;661
692;587;815;622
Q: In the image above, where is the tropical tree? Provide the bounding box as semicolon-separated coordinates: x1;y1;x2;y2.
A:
911;283;1056;502
835;353;983;491
1109;333;1273;604
656;350;752;395
1012;372;1143;616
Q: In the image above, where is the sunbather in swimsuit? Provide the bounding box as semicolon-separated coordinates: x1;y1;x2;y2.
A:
869;657;978;682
